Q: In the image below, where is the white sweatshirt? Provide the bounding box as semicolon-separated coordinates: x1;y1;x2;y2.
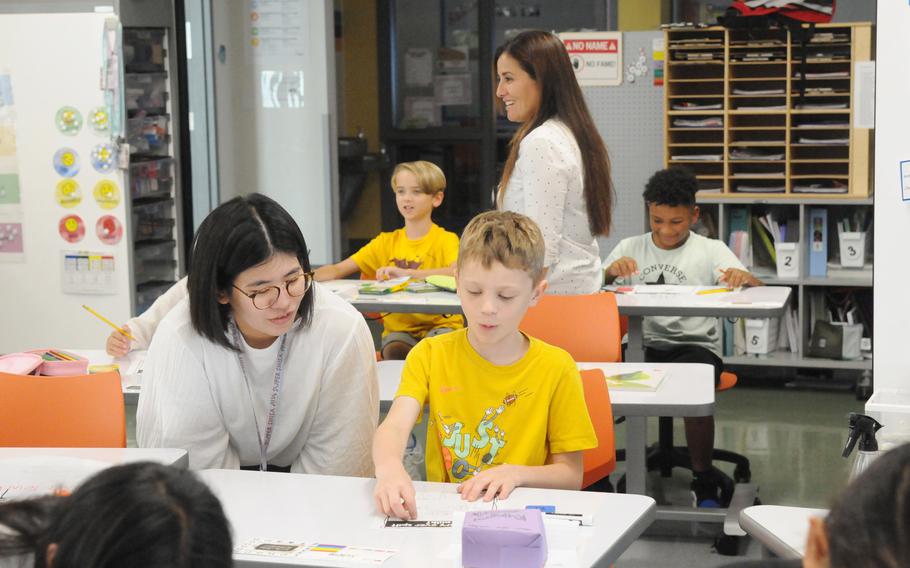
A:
137;283;379;475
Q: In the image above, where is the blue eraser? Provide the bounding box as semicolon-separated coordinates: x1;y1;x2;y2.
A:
525;505;555;514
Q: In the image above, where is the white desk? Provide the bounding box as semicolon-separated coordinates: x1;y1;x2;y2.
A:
609;286;792;362
377;360;714;497
0;447;187;468
322;282;791;364
0;448;188;502
199;468;656;568
321;280;462;315
739;505;826;559
69;349;144;404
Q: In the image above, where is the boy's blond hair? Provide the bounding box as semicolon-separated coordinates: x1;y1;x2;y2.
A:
458;210;545;283
391;161;446;195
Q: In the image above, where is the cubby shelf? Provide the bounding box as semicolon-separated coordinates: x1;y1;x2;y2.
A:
668;23;874;374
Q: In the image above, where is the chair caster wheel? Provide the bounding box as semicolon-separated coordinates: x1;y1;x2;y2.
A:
714;534;743;556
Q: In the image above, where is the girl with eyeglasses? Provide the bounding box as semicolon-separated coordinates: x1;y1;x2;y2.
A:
137;193;379;474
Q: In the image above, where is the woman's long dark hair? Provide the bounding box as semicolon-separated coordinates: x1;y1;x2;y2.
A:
0;462;233;568
495;30;614;237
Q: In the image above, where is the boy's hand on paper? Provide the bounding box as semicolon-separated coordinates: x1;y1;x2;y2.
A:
457;465;522;502
375;266;409;281
105;325;132;358
607;257;639;280
718;268;760;289
373;465;418;520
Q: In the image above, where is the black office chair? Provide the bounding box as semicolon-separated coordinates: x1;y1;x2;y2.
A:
644;371;751;506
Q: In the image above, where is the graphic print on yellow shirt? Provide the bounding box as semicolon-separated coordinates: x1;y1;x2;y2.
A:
350;224;463;337
395;329;597;483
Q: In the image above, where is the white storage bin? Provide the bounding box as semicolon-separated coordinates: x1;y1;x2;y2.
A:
866;390;910;449
774;242;799;278
745;317;779;355
838;231;867;267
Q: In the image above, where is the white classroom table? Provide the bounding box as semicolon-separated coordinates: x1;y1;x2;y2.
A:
199;468;656;568
739;505;827;559
0;447;188;469
321;279;462;315
322;281;792;362
607;285;792;362
377;360;714;498
0;448;189;503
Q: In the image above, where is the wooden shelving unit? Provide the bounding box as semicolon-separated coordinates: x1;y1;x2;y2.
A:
665;24;874;380
664;23;873;200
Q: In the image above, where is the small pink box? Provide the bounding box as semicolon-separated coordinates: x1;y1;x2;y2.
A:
462;509;547;568
28;349;89;376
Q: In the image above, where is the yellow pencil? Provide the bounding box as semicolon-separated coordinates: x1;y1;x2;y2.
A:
696;288;732;296
82;304;135;341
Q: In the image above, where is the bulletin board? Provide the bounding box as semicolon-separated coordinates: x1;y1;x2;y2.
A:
0;12;132;353
583;31;665;257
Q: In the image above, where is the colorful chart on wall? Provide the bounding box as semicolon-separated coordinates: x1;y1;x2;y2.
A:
92;179;120;209
0;174;20;204
88;106;110;134
55;106;83;135
0;223;23;254
53;147;80;177
0;123;15;157
55;179;82;208
58;214;85;243
90;143;115;173
96;214;122;245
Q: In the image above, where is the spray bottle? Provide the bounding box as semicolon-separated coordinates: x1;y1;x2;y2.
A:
842;413;883;480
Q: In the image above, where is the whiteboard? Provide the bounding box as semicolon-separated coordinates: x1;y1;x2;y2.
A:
873;2;910;394
211;0;339;266
0;12;132;353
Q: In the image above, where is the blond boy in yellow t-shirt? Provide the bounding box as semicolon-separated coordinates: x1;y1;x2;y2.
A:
372;210;597;520
315;161;463;360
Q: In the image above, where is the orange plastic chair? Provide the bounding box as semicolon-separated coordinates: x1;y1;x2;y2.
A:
0;371;126;447
579;368;616;488
519;292;622;363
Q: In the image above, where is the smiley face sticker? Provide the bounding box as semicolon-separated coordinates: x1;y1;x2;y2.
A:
96;215;123;245
59;214;85;243
91;143;116;173
55;179;82;208
88;106;110;133
53;147;80;178
56;106;83;135
93;179;121;210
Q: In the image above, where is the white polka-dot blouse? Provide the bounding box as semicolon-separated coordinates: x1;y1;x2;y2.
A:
502;118;602;295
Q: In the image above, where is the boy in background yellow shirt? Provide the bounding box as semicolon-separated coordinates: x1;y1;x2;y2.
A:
372;210;597;520
315;161;463;360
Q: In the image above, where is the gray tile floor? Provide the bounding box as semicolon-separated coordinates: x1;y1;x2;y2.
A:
614;383;865;566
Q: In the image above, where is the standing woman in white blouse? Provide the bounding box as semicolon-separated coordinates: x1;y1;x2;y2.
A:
137;193;379;474
495;30;615;295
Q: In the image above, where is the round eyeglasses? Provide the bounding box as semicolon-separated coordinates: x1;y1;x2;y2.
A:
233;271;315;310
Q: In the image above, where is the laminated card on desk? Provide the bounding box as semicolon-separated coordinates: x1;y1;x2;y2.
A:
359;277;411;295
808;208;828;277
604;369;666;392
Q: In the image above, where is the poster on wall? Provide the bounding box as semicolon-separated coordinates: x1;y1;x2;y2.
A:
0;69;24;263
559;32;623;86
61;250;116;294
245;0;309;61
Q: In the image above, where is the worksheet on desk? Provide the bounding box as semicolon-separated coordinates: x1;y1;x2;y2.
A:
623;285;740;295
381;491;496;528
